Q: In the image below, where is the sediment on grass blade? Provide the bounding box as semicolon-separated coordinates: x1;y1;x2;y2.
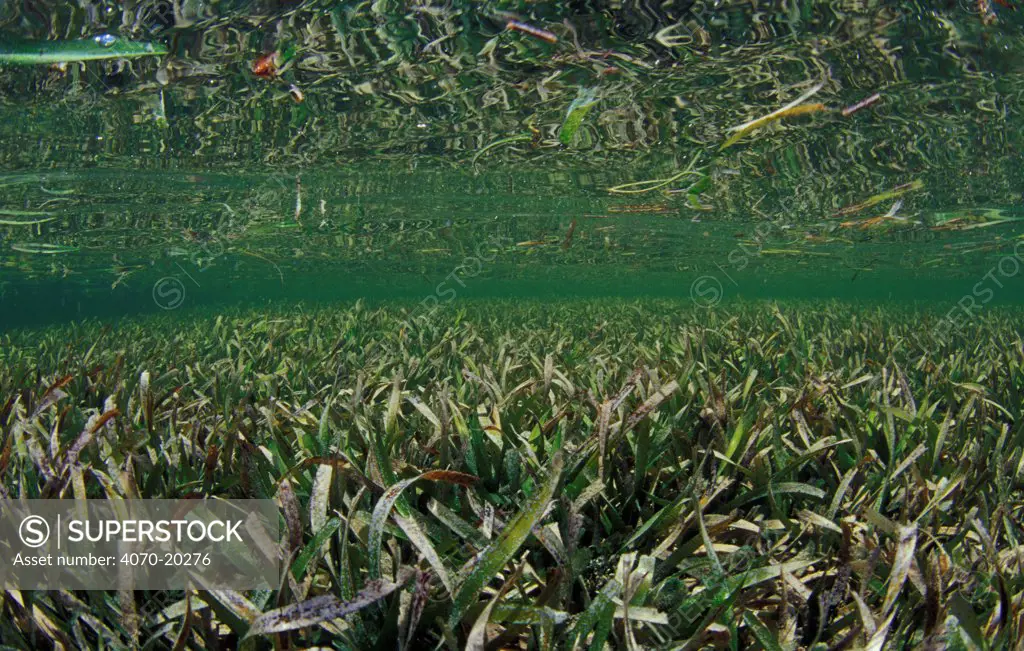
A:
368;470;478;594
244;569;415;638
566;577;620;649
278;478;302;556
196;589;261;637
466;562;524;651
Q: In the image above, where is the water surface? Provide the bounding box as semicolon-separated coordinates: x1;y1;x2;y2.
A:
1;1;1023;325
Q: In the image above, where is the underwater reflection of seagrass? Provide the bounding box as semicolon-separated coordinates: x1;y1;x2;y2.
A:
1;0;1022;198
2;299;1024;647
2;0;1024;314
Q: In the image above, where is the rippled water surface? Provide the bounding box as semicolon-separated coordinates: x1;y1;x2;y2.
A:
1;1;1023;326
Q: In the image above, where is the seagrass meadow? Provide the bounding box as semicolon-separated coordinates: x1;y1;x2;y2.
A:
1;299;1023;649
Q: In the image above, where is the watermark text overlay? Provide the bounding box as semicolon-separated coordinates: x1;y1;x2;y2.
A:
1;499;281;590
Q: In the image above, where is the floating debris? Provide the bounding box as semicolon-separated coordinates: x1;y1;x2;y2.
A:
607;204;673;214
834;180;924;218
0;209;52;217
11;242;78;254
252;44;297;93
759;249;832;256
559;87;599;146
720;80;828;150
607;151;703;194
238;248;284;284
841;92;882;117
505;20;558;44
930;207;1024;231
685;193;713;211
111;265;143;289
39;186;74;196
252;52;280;78
472;134;533;165
0;212;55;226
0;36;167;64
839;200;907;229
978;0;998;25
561;219;578;251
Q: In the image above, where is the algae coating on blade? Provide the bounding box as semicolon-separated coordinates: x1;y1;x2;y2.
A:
0;36;168;64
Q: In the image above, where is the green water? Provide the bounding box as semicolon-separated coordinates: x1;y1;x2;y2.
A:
1;1;1023;328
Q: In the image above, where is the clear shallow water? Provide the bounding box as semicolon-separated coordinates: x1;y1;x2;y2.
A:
1;165;1022;330
2;1;1024;328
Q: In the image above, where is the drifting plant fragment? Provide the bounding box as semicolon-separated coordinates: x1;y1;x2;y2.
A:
607;151;703;194
720;80;828;150
608;204;673;214
840;200;907;229
833;180;924;217
929;207;1024;231
559;87;599;146
842;92;882;117
978;0;999;25
251;44;297;79
561;218;578;251
0;214;56;226
0;36;167;64
505;20;558;44
472;134;533;166
238;248;285;284
252;52;280;78
10;242;78;254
